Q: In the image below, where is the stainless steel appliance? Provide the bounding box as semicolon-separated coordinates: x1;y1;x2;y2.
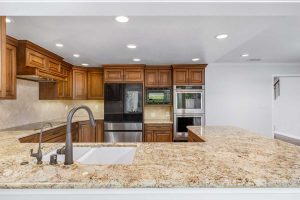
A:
173;85;205;141
145;88;172;105
174;85;205;114
173;114;205;141
104;83;143;142
104;122;143;142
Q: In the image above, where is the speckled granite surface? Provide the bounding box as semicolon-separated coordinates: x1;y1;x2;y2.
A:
0;126;300;188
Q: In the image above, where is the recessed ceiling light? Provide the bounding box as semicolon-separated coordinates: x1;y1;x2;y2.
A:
81;63;89;67
192;58;200;62
216;34;228;40
55;43;64;48
5;17;12;23
133;58;141;62
115;16;129;23
241;53;249;57
127;44;137;49
73;54;80;58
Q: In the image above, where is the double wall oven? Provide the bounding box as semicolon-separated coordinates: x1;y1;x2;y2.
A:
173;85;205;141
104;83;143;142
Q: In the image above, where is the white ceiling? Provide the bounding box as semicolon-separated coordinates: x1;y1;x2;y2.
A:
6;16;300;66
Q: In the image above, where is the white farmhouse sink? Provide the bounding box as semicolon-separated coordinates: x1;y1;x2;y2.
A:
43;146;136;165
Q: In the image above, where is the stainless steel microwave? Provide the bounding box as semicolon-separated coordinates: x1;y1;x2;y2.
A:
145;88;172;105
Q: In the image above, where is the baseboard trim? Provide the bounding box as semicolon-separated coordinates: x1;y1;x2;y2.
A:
274;132;300;146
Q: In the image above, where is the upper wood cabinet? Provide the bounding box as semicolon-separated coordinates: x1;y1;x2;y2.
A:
103;64;145;83
17;40;66;81
0;18;17;99
172;64;206;85
145;65;172;87
39;61;73;100
87;68;104;100
3;36;17;99
73;67;87;100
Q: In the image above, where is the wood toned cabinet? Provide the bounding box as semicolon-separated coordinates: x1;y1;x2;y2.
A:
3;36;17;99
18;123;79;143
145;65;172;87
103;65;144;83
188;130;205;142
0;18;17;99
95;120;104;142
144;123;173;142
87;68;104;100
173;64;206;85
19;120;104;143
17;40;66;81
39;61;73;100
73;67;87;100
78;120;96;143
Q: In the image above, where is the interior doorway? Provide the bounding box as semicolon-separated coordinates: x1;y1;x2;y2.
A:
272;75;300;145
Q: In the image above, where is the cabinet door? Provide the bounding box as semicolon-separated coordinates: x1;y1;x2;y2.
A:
159;69;172;87
104;68;123;82
154;131;172;142
173;68;189;85
48;58;61;73
88;70;104;100
95;120;104;142
124;68;144;82
57;68;65;98
78;121;95;143
73;69;87;99
64;67;73;99
26;48;47;69
144;131;154;142
145;69;158;87
5;43;16;98
189;68;204;85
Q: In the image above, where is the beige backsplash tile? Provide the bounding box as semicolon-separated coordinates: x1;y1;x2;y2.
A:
144;106;172;120
0;79;103;130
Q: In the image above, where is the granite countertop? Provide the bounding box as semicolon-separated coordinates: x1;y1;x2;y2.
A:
144;119;173;124
0;126;300;188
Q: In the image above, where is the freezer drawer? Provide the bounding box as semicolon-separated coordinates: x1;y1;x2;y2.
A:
104;131;143;143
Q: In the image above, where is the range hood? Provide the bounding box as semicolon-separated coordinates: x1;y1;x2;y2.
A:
16;75;58;82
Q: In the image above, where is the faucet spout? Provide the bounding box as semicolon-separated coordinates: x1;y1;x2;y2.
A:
64;105;96;165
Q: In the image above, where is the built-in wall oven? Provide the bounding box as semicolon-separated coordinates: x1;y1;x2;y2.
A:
173;85;205;141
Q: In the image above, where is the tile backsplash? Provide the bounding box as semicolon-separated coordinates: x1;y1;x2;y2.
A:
0;79;103;129
144;106;172;121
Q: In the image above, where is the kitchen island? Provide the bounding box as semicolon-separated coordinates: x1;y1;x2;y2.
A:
0;126;300;199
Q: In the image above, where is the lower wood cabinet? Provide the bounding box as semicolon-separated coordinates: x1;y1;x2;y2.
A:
144;123;173;142
188;130;205;142
19;120;104;143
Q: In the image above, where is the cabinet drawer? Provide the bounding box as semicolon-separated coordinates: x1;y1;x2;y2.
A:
144;124;172;131
26;48;46;69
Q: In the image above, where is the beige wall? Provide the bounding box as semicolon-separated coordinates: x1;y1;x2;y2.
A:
0;79;103;129
144;106;172;121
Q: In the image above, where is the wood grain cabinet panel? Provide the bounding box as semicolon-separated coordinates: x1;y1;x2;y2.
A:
173;65;206;85
145;69;158;87
78;121;96;143
26;48;46;69
48;58;61;73
145;66;172;88
189;68;204;85
144;124;173;142
173;68;189;85
158;69;172;87
73;68;87;100
88;69;104;100
124;68;144;82
95;120;104;142
63;66;73;99
5;41;17;99
104;68;123;82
